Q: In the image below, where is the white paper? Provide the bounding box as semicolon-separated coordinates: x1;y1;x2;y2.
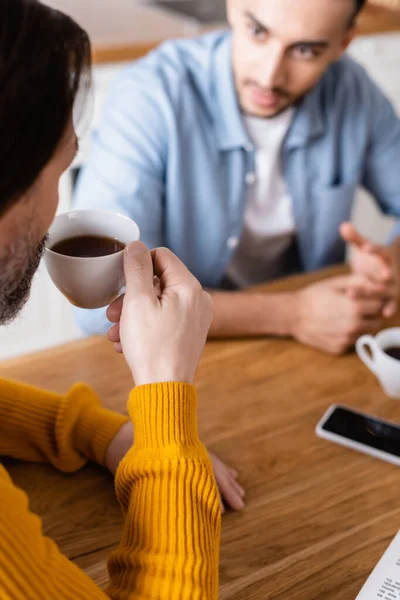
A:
356;531;400;599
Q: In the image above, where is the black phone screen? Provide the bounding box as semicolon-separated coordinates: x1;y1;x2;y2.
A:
322;407;400;457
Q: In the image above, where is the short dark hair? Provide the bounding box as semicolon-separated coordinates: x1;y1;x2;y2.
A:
354;0;367;17
0;0;91;215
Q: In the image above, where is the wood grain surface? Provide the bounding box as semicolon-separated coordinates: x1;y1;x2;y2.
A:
358;3;400;34
2;265;400;600
93;41;159;65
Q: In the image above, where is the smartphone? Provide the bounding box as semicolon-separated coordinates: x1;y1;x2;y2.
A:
316;405;400;467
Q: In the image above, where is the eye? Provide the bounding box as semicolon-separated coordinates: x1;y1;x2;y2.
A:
247;22;267;42
292;44;318;60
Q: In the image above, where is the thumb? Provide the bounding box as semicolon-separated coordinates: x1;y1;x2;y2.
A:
124;242;154;297
340;222;366;249
328;274;355;293
329;274;376;294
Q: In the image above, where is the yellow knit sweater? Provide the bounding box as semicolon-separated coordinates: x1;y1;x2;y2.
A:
0;378;220;599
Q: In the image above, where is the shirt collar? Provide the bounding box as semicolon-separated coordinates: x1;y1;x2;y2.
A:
211;31;326;151
211;32;250;151
285;84;325;149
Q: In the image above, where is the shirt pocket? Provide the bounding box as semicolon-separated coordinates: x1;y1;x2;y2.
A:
312;181;357;263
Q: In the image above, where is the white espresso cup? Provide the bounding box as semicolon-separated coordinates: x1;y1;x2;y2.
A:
356;328;400;399
44;210;140;309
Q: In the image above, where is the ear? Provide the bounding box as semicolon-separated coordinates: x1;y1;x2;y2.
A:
226;0;239;28
337;24;357;57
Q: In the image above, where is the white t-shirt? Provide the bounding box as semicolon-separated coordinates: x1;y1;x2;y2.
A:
226;109;296;288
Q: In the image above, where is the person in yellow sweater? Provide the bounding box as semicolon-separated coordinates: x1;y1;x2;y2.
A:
1;246;220;599
0;1;245;598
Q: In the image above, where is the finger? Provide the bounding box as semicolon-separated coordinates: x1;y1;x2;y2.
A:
347;286;384;302
151;247;196;291
217;475;245;511
346;279;387;300
107;322;121;344
124;242;156;298
113;342;123;354
349;279;398;304
107;294;124;324
363;242;392;266
212;453;239;480
340;222;367;249
231;477;246;498
153;276;162;297
334;321;382;352
337;320;383;347
107;274;161;324
355;319;383;337
383;298;398;319
356;299;385;317
359;252;393;283
333;274;384;294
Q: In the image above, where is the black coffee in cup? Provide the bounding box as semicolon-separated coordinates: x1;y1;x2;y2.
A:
384;346;400;361
51;235;126;258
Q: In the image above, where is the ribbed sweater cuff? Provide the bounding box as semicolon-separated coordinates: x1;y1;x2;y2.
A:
128;383;198;450
70;384;129;467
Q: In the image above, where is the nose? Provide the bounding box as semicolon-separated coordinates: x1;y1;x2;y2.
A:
258;42;285;89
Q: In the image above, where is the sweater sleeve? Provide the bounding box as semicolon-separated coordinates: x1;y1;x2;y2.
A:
0;378;128;471
0;382;221;600
107;383;221;600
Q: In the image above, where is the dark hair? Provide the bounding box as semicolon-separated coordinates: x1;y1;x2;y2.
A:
0;0;91;214
354;0;367;17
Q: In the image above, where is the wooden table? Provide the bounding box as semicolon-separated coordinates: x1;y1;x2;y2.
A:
2;266;400;599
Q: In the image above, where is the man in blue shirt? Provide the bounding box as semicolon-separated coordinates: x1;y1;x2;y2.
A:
75;0;400;355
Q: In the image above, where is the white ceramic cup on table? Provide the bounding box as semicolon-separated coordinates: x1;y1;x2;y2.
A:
44;210;140;309
356;328;400;400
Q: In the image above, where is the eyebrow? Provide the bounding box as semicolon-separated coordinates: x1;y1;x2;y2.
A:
244;11;330;49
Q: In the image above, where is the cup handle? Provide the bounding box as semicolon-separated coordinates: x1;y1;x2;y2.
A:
356;335;378;375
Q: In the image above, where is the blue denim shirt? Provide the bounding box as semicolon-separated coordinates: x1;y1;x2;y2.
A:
74;30;400;335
